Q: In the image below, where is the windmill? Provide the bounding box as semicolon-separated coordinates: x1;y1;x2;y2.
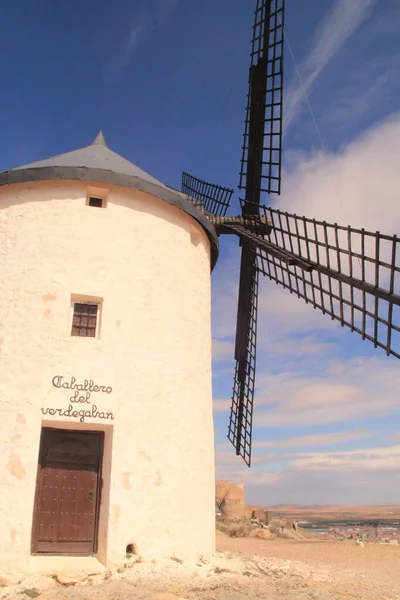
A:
182;0;400;467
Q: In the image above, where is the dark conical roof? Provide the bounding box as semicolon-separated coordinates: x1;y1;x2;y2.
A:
0;133;219;268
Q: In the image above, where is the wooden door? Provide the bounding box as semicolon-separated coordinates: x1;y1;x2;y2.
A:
32;428;103;555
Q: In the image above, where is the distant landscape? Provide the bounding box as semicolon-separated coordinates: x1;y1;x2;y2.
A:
269;504;400;529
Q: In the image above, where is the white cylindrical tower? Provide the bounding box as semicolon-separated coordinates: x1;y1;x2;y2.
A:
0;133;219;572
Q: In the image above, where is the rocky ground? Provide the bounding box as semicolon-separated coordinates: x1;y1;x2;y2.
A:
1;530;400;600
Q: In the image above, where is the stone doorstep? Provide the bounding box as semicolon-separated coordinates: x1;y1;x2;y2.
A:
28;555;107;576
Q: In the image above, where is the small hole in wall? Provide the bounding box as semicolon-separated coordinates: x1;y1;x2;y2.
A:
126;543;137;557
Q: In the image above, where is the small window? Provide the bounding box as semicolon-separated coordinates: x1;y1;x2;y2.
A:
88;197;104;208
86;186;108;208
71;303;98;337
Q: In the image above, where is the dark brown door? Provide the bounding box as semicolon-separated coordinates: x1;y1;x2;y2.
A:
32;428;103;555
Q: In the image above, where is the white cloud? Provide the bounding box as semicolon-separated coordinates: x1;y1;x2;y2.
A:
254;355;399;428
289;443;400;471
284;0;375;130
215;441;400;505
252;428;372;449
256;115;400;353
279;113;400;234
246;464;400;506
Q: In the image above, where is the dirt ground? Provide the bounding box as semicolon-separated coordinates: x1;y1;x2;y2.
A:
216;531;400;598
2;530;400;600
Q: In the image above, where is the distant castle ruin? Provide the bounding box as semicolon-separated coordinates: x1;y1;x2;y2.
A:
215;480;269;522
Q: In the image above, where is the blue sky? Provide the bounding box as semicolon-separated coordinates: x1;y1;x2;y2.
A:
1;0;400;505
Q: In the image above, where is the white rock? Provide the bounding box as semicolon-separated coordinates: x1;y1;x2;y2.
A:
55;572;88;586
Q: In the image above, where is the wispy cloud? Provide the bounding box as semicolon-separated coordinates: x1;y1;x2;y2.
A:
269;336;338;358
322;71;391;131
103;0;179;83
214;355;399;428
284;0;375;130
252;428;372;449
254;356;399;428
289;443;400;471
215;441;400;504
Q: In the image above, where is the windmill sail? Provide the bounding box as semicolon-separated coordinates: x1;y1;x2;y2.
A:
183;0;398;468
181;172;234;217
226;209;399;464
239;0;285;197
227;246;259;467
243;206;400;359
228;0;286;466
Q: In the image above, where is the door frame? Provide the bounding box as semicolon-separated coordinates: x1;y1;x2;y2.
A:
31;427;104;556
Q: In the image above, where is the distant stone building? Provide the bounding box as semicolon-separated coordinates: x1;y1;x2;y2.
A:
216;480;262;519
216;480;246;518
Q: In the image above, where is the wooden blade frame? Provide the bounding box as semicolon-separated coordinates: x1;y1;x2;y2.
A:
238;204;400;359
228;246;259;467
228;0;285;466
181;172;234;217
239;0;285;197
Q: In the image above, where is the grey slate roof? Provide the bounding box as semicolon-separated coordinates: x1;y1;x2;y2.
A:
0;132;219;269
12;132;167;188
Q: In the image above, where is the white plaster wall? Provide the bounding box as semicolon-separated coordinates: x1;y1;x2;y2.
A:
0;180;215;571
